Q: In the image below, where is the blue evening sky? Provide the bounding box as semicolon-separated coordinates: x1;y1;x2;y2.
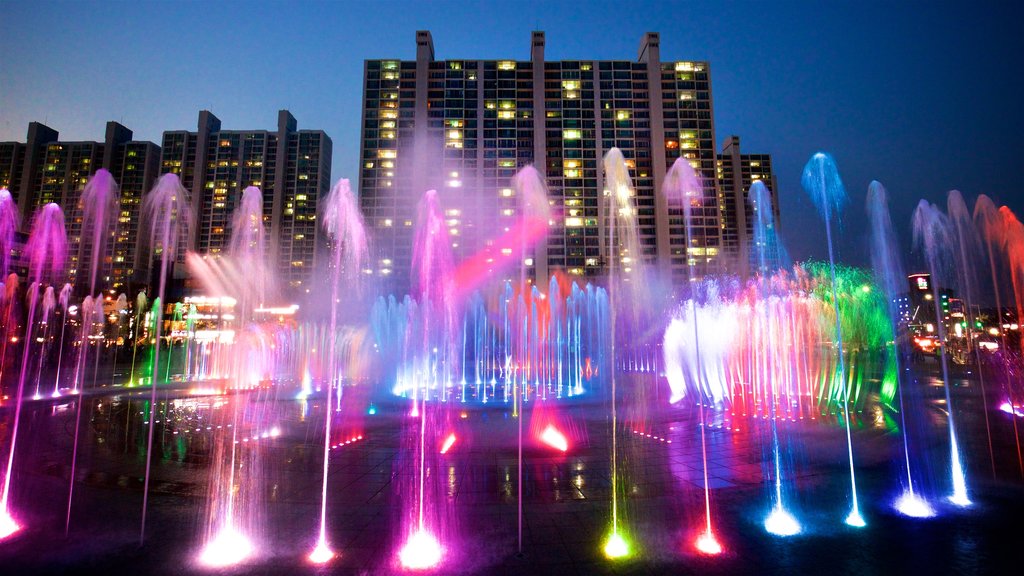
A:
2;0;1021;268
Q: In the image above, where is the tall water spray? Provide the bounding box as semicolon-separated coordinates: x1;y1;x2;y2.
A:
510;165;550;555
663;156;723;551
743;178;803;534
196;185;268;567
398;189;454;570
868;182;934;518
0;203;66;539
601;148;635;559
912;201;971;506
309;178;367;564
140;173;193;544
801;152;864;527
0;190;20;397
975;197;1024;476
66;169;120;534
948;191;995;477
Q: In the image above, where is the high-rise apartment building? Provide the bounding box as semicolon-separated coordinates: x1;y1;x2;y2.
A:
717;136;779;277
360;31;726;293
160;110;332;293
0;121;160;293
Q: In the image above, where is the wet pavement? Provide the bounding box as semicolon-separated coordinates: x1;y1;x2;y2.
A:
0;363;1022;575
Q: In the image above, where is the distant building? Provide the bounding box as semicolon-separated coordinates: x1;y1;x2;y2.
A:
360;31;742;293
0;121;160;293
896;273;957;333
716;136;780;277
159;110;332;294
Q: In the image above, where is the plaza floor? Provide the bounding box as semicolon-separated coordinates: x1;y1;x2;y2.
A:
0;363;1022;575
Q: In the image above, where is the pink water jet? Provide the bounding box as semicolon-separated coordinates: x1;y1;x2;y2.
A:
197;525;254;568
694;530;723;555
439;433;457;454
539;424;568;452
399;529;442;570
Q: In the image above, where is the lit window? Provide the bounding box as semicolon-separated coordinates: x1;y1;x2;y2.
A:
498;60;516;70
563;129;581;140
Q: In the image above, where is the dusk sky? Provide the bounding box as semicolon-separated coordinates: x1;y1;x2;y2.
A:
3;0;1021;269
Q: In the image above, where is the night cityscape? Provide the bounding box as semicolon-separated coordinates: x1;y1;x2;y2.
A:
1;1;1023;575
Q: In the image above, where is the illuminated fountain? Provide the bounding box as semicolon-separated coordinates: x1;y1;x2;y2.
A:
0;202;66;540
140;172;194;543
193;185;271;565
66;169;120;534
913;201;971;507
398;188;454;570
802;152;865;527
2;140;1024;576
663;156;723;553
976;197;1024;477
308;177;367;564
867;181;935;519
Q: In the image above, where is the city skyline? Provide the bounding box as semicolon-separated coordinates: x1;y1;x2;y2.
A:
2;0;1021;270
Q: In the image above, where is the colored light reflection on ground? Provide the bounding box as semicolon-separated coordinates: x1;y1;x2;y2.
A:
764;506;802;537
0;511;20;540
845;509;867;528
894;492;936;518
197;526;254;568
603;532;630;559
307;540;335;564
694;531;723;555
399;529;442;570
539;424;568;452
439;433;457;454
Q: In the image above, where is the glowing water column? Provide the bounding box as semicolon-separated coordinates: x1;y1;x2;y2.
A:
140;173;194;545
801;153;865;527
0;203;66;540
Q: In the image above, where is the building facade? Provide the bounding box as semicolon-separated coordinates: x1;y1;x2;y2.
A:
0;121;160;293
159;110;332;293
360;31;732;293
717;135;780;277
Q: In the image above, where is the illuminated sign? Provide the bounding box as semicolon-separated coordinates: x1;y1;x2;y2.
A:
914;276;929;291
